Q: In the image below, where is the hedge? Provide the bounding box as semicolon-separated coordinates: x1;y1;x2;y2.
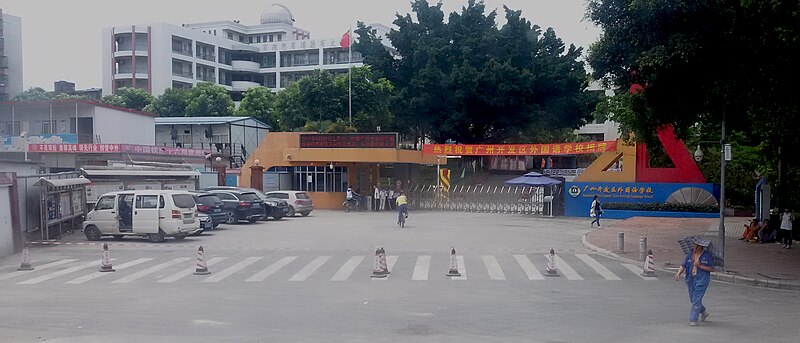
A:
602;202;719;213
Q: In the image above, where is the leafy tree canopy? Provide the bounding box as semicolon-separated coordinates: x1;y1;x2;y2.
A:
145;88;189;117
185;82;235;116
237;87;278;129
14;87;51;101
101;87;153;111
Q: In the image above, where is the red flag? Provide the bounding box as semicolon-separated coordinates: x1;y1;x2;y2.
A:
340;30;351;48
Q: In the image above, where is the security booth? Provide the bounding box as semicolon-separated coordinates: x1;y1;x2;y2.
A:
37;176;91;241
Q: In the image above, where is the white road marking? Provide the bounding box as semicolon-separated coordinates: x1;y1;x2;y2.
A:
482;255;506;280
331;256;365;281
289;256;331;281
157;257;226;283
513;254;544;280
451;256;467;280
65;258;153;284
246;256;296;282
0;259;78;281
576;254;621;280
18;260;109;285
550;255;583;280
412;255;431;281
112;258;190;284
203;257;263;283
622;263;658;280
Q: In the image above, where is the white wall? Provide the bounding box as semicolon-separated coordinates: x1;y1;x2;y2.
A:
93;107;155;145
3;13;23;98
0;186;13;258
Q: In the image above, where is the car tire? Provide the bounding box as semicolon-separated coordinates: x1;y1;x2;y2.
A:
248;218;259;223
301;211;311;217
147;229;166;243
225;211;238;224
173;234;187;240
287;207;295;217
84;225;102;241
272;215;283;220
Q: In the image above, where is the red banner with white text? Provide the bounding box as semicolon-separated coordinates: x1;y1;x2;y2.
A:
422;141;617;156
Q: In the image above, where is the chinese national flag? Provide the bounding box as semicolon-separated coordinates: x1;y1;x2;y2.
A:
340;30;351;48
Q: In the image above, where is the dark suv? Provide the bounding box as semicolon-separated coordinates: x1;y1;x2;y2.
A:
205;189;265;224
190;191;227;228
205;186;289;220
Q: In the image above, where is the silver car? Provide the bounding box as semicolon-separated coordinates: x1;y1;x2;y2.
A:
264;191;313;217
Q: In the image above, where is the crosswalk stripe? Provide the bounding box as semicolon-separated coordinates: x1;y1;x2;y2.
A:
203;257;263;283
576;254;621;280
289;256;330;281
451;256;467;280
513;254;543;280
65;258;153;284
551;255;583;280
373;256;398;281
18;260;107;285
621;263;658;280
246;256;297;282
412;255;430;281
483;255;506;280
157;257;227;283
0;259;78;281
112;258;190;284
331;256;364;281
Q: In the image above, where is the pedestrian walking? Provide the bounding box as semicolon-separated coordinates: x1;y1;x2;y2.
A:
675;237;714;327
589;195;603;228
780;208;794;249
373;185;380;211
388;188;395;211
379;188;387;211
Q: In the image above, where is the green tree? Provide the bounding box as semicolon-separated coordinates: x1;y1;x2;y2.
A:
237;87;278;129
100;87;154;111
13;87;51;101
146;88;189;117
185;82;235;116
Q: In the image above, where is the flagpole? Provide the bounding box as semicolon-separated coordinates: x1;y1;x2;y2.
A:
348;26;352;125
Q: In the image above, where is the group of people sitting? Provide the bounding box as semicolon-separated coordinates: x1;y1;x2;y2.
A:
740;218;775;243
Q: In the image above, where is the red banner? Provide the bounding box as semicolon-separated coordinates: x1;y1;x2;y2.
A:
27;144;208;157
422;141;617;156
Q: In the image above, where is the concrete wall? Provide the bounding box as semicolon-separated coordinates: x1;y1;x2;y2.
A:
93;106;154;145
0;185;13;258
3;13;23;98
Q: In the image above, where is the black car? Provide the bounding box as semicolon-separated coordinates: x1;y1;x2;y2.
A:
190;191;227;228
205;186;289;220
205;189;265;224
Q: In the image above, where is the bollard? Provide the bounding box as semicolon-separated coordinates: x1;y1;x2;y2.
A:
617;232;625;253
639;237;648;261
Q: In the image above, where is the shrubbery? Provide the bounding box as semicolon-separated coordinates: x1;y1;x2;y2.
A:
603;202;718;213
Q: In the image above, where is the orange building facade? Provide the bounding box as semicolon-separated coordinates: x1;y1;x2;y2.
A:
239;132;441;209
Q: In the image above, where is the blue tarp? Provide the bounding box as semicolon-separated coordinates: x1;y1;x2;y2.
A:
504;172;562;186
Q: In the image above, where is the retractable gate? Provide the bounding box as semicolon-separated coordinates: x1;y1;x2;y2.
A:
408;185;545;215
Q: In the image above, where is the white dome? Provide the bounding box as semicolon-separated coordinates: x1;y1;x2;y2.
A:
260;4;294;25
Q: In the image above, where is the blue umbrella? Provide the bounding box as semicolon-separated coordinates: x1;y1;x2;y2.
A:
504;172;562;187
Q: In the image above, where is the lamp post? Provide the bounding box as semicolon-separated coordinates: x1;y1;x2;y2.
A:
694;120;731;270
20;131;28;161
215;156;226;186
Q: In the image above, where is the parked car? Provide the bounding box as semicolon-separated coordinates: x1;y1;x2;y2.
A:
190;191;227;227
205;186;289;220
264;190;314;217
82;190;200;243
196;213;212;235
204;189;265;224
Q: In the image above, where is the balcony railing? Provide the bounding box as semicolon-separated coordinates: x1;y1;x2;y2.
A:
172;70;193;78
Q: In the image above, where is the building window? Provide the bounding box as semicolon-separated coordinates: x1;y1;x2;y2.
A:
248;36;254;43
267;166;349;192
228;32;233;39
41;121;57;134
277;34;283;41
268;35;273;42
4;121;20;135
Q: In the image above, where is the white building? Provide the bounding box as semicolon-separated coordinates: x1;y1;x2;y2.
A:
1;10;23;101
102;4;365;98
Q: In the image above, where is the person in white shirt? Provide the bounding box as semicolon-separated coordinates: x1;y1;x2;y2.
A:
379;188;387;211
374;186;380;212
780;208;794;249
388;189;395;210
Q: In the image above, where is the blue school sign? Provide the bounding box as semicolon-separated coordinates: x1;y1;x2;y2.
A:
564;182;719;219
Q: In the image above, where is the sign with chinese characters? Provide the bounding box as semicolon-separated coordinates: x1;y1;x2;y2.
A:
422;141;617;156
563;181;718;218
27;144;208;157
300;133;398;149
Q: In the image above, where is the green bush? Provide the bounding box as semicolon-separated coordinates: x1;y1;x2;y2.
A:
603;202;719;213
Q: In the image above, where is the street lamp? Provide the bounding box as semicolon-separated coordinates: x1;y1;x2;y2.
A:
20;131;28;161
695;123;732;270
214;156;226;186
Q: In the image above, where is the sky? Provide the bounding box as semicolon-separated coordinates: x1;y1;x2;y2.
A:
0;0;601;90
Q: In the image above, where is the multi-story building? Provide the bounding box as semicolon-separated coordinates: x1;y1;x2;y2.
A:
0;10;22;101
53;81;103;101
102;3;365;98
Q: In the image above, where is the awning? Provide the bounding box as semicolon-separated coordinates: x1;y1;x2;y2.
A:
81;169;200;177
38;177;92;188
504;172;562;187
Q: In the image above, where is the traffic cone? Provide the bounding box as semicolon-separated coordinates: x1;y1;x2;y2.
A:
371;246;388;278
194;246;210;275
641;249;656;277
99;243;115;272
545;249;559;277
446;247;461;277
17;244;34;271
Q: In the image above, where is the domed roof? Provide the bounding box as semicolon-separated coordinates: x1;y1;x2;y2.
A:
260;3;294;25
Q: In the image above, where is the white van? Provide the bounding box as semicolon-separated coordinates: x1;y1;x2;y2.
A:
82;190;200;242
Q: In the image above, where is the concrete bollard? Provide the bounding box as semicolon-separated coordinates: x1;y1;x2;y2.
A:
617;232;625;253
639;237;648;261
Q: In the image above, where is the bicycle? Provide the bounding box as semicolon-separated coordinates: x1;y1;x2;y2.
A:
342;196;360;213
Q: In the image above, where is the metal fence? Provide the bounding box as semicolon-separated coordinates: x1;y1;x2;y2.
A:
407;185;546;215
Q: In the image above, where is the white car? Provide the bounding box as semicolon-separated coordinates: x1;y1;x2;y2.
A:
264;191;313;217
82;190;200;242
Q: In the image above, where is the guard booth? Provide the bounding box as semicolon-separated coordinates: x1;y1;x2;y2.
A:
36;177;91;241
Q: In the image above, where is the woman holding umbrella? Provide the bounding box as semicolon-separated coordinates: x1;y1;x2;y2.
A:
674;237;715;327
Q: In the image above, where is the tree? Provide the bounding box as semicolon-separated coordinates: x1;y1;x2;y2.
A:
185;82;235;116
13;87;50;101
355;0;595;144
146;88;189;117
237;87;278;129
586;0;800;208
101;87;154;111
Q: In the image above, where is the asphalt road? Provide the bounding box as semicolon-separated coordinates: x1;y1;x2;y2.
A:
0;210;796;343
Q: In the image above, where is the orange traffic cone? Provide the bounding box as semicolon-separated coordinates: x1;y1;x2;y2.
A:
99;243;115;272
17;244;34;271
544;249;559;277
446;247;461;277
642;249;656;277
194;246;210;275
371;246;388;278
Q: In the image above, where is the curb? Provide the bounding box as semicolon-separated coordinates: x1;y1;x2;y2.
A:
581;231;800;291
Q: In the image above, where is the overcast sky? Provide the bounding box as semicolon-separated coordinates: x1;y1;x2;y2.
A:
0;0;601;90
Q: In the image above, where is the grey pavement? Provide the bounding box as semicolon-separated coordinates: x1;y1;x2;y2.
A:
0;211;797;342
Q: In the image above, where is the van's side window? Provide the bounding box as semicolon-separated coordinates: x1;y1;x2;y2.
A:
159;196;166;209
95;196;115;210
136;195;159;209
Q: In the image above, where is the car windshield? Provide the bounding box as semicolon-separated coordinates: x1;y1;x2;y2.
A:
239;193;260;202
296;192;309;200
197;194;222;206
171;194;196;208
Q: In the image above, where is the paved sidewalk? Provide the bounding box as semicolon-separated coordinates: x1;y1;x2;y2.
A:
583;216;800;290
